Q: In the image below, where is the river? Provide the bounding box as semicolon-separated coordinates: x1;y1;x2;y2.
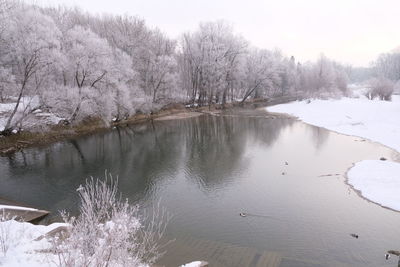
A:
0;113;399;266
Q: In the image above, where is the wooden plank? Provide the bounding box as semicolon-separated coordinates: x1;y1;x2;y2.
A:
1;197;49;223
1;207;49;223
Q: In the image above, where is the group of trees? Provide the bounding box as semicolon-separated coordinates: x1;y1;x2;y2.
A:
367;50;400;100
0;1;180;133
0;1;350;133
179;22;350;106
348;47;400;101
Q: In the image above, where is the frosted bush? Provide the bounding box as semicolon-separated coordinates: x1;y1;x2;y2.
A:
367;78;394;101
50;174;170;267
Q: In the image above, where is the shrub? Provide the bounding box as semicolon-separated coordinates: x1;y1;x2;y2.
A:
50;174;170;267
366;78;394;101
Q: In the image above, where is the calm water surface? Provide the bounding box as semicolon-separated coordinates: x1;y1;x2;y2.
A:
0;114;399;266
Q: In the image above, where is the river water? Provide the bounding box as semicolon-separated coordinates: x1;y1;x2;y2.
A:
0;114;399;266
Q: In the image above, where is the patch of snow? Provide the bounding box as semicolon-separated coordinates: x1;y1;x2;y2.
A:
0;220;67;266
33;112;64;125
181;261;204;267
0;96;63;131
267;95;400;153
0;205;38;212
0;103;16;113
348;160;400;211
0;97;40;114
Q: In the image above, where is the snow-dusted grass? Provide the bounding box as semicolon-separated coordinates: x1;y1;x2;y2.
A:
348;160;400;211
267;94;400;211
267;95;400;153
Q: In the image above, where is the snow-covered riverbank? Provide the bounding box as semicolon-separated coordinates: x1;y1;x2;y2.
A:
267;95;400;153
0;220;66;266
347;160;400;211
267;95;400;211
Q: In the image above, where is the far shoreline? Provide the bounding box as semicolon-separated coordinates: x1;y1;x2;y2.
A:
0;96;297;156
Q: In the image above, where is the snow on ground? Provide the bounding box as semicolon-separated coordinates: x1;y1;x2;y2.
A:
267;95;400;153
0;97;63;131
348;160;400;211
0;220;67;266
267;94;400;211
0;96;40;114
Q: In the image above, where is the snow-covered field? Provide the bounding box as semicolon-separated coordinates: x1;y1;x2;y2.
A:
267;94;400;211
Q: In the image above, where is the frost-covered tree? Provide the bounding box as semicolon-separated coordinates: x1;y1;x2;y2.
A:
60;26;114;122
280;56;297;95
0;1;352;132
0;67;15;102
180;21;247;107
0;4;61;134
240;48;282;103
138;29;178;103
295;55;349;98
374;52;400;81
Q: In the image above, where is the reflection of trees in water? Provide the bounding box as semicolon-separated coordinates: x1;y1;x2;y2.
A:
183;116;248;189
0;115;293;212
182;116;294;188
306;124;330;150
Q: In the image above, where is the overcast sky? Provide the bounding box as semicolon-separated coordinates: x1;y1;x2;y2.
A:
31;0;400;67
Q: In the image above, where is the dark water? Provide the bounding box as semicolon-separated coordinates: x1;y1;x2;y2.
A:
0;115;399;266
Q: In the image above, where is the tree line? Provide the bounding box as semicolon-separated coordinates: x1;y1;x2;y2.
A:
0;1;351;134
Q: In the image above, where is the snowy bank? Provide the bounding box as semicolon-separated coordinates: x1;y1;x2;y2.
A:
267;95;400;153
0;220;67;266
267;95;400;211
347;160;400;211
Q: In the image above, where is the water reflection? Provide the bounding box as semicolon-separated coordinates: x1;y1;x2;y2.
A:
307;124;330;150
181;116;294;188
0;115;294;212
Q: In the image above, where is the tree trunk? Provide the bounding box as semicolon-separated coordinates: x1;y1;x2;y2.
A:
3;81;26;134
69;101;82;123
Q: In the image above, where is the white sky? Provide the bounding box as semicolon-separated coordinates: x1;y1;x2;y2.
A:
31;0;400;67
